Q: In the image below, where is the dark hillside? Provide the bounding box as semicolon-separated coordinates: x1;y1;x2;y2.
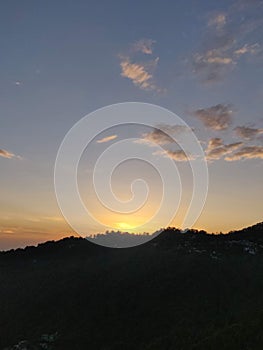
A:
1;224;263;350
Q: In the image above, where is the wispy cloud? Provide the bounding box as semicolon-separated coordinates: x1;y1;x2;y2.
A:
0;148;19;159
0;229;15;234
234;43;260;56
192;3;262;83
193;51;234;82
225;145;263;161
208;13;227;29
135;124;194;161
234;126;263;139
132;38;156;55
205;136;263;162
119;39;161;91
120;57;158;90
136;124;191;146
204;54;233;65
154;149;191;162
193;104;233;131
206;138;243;160
192;14;236;83
96;135;118;144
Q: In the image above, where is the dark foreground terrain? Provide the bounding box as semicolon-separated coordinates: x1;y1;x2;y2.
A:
1;223;263;350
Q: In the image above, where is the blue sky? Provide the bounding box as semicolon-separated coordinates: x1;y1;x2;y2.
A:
1;0;263;249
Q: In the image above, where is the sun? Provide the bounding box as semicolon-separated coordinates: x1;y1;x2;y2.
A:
116;222;136;231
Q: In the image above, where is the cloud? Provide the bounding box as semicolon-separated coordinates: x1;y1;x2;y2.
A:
120;57;158;90
96;135;118;144
137;130;173;146
137;124;191;146
192;23;236;83
234;126;263;139
136;125;194;161
208;13;227;29
206;138;243;160
154;149;191;161
0;149;16;159
234;43;260;56
119;39;161;91
205;136;263;162
225;145;263;161
192;54;234;83
193;104;233;130
43;216;64;222
207;137;223;149
192;4;262;83
132;39;156;55
0;229;15;234
205;55;233;65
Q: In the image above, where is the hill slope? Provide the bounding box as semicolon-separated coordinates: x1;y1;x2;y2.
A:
1;224;263;350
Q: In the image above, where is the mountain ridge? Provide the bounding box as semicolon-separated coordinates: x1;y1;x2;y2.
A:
1;221;263;350
1;221;263;255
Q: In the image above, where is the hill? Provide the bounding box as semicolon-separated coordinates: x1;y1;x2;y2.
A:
1;223;263;349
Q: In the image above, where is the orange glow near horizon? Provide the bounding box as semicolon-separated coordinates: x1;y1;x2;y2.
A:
116;222;136;230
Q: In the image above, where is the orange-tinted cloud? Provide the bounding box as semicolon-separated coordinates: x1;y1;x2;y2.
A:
138;124;190;146
234;43;260;57
120;57;158;90
119;38;160;91
225;146;263;161
157;149;191;161
96;135;118;143
0;149;16;159
206;138;243;160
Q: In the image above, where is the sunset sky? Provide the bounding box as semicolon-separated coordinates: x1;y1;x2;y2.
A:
1;0;263;250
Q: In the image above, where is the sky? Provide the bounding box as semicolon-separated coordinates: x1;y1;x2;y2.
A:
1;0;263;250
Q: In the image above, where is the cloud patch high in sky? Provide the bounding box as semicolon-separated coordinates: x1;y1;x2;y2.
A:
119;39;160;91
192;2;262;83
193;104;233;131
120;58;158;90
131;39;156;55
